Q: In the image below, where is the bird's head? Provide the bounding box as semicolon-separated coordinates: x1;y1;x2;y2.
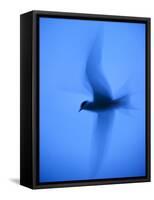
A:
79;101;88;112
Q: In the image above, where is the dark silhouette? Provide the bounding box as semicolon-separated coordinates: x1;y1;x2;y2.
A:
79;94;130;112
79;28;133;177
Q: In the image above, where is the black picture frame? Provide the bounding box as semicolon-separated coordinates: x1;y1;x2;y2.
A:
20;10;151;189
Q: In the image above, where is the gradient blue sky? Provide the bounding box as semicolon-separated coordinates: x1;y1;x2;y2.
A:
39;17;146;183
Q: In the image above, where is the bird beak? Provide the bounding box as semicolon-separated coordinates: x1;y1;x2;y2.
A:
78;108;82;112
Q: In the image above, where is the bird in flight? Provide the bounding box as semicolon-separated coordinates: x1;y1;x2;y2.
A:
79;27;133;177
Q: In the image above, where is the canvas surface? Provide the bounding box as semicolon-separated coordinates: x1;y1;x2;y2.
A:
39;17;146;183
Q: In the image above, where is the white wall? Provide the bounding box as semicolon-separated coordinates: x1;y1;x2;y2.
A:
0;0;153;199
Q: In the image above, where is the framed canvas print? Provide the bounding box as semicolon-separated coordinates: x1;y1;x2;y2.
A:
20;10;151;189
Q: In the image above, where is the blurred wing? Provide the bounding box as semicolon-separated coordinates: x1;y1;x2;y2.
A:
85;27;112;102
89;110;115;177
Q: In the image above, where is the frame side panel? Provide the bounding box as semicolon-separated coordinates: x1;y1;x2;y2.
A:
20;12;33;188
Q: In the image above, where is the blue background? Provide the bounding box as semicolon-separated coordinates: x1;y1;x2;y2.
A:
39;17;146;183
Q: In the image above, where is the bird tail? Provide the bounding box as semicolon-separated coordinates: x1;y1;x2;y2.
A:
114;94;134;110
